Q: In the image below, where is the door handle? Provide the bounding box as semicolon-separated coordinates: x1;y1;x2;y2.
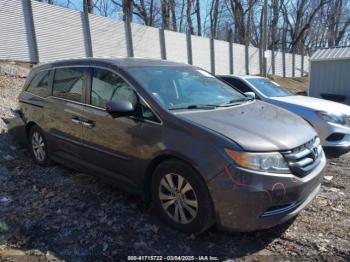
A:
71;117;82;124
81;120;95;128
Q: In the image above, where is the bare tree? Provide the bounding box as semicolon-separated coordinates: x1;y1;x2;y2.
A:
132;0;156;26
161;0;170;29
228;0;245;44
179;0;186;32
210;0;219;38
283;0;329;52
186;0;194;34
326;0;350;46
36;0;350;52
87;0;93;13
169;0;177;31
195;0;202;36
270;0;283;49
94;0;118;17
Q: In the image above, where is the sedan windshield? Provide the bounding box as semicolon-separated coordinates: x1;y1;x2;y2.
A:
246;78;293;97
127;66;248;110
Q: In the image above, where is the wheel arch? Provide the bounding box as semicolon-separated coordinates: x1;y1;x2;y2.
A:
143;153;203;202
25;121;38;139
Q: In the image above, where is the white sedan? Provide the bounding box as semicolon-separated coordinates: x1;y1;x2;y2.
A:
218;75;350;148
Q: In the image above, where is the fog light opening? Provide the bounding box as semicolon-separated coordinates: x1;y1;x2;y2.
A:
326;133;345;142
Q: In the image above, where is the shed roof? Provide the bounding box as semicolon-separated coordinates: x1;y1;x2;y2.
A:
310;46;350;62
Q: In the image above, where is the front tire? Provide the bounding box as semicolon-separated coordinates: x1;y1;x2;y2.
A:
151;159;215;234
29;125;51;166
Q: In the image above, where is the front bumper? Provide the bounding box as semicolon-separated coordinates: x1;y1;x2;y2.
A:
208;152;326;232
2;109;27;144
316;121;350;148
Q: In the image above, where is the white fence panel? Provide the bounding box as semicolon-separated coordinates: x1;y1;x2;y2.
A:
0;0;32;62
295;54;302;76
249;46;260;75
32;1;87;61
192;36;210;71
304;56;309;75
266;50;272;74
285;53;293;77
89;15;127;57
275;51;283;76
233;43;246;75
132;23;161;59
0;0;310;77
164;30;187;64
214;40;230;74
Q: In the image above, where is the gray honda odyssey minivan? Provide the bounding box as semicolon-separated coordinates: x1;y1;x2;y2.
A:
18;58;326;233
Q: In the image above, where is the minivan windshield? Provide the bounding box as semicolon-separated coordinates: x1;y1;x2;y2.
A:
246;78;293;97
127;66;249;110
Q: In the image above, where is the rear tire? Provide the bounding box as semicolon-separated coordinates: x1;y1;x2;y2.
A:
28;125;52;166
151;159;215;234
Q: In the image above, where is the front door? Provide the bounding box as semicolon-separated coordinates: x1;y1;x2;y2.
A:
81;67;149;187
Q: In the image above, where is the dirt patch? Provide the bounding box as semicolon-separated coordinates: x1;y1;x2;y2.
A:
0;66;349;261
269;75;309;94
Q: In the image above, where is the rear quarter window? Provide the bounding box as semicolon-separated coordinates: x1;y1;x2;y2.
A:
26;70;52;97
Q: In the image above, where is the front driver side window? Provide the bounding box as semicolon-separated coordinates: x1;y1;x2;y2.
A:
91;68;137;108
91;68;159;122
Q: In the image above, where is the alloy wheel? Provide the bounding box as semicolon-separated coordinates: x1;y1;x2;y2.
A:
31;131;46;162
158;173;198;224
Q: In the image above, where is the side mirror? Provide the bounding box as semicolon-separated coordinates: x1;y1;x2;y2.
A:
106;100;135;117
244;92;256;99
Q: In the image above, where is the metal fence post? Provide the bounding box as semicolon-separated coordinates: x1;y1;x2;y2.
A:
229;36;234;74
82;0;93;57
124;20;134;57
210;38;215;74
245;42;249;75
22;0;39;63
301;50;304;77
259;46;263;75
271;48;275;75
159;28;167;60
282;48;286;78
292;50;295;77
186;31;193;65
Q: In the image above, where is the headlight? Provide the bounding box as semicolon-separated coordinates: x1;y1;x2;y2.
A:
316;111;346;125
225;149;290;174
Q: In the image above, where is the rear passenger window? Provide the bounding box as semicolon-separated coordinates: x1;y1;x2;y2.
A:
91;68;137;108
27;70;51;97
53;68;84;102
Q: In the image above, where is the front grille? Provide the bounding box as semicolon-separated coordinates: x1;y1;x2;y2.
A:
282;137;323;178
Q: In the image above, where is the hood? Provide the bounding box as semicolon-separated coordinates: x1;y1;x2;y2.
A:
176;101;316;151
269;95;350;115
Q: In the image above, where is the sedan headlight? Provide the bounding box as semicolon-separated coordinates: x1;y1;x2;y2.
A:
316;111;346;125
225;149;290;174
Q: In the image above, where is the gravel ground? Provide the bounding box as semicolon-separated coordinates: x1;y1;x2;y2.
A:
0;65;349;261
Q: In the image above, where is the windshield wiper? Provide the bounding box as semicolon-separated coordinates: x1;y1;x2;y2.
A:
220;97;254;106
169;104;217;110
